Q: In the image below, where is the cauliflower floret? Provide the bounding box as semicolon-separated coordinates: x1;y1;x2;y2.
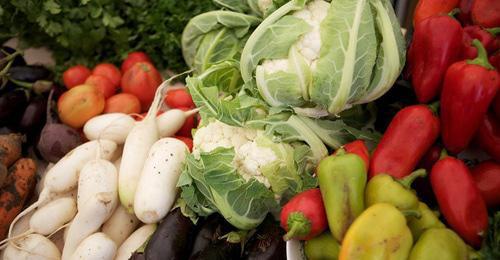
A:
193;120;277;188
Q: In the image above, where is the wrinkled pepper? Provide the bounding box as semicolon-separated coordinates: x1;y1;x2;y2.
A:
462;26;497;59
332;140;370;170
408;228;469;260
476;113;500;162
365;169;426;211
471;0;500;28
430;154;489;248
440;40;500;154
407;202;445;240
317;153;366;242
304;232;340;260
408;15;463;103
471;160;500;207
413;0;459;25
369;104;440;179
339;203;413;260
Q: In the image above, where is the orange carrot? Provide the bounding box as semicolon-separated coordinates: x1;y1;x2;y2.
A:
0;134;24;167
0;158;36;239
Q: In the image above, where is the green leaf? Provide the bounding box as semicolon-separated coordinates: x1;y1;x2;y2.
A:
44;0;61;14
102;12;124;28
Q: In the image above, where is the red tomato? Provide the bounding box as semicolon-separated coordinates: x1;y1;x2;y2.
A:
174;136;193;152
57;84;105;128
164;88;195;109
176;107;197;138
121;62;163;111
84;75;116;99
63;65;91;89
121;52;152;73
104;93;141;114
92;63;121;87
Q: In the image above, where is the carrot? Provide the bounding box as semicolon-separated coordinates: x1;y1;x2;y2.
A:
0;158;36;239
0;134;24;168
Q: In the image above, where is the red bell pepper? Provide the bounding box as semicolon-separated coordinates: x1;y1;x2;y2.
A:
493;92;500;121
369;104;440;179
471;160;500;207
440;40;500;154
413;0;460;25
471;0;500;28
430;155;489;248
332;140;370;170
490;52;500;74
458;0;474;25
462;26;496;59
280;188;327;241
476;113;500;162
408;15;463;103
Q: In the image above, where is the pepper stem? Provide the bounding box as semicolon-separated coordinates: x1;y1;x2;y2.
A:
467;39;495;70
334;147;347;156
397;169;427;189
283;212;311;241
439;149;448;160
486;27;500;36
447;8;460;18
401;210;422;219
427;101;440;115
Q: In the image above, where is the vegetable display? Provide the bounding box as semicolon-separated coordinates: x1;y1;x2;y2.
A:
0;0;499;259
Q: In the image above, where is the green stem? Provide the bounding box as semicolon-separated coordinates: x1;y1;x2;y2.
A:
448;8;460;18
427;101;440;115
401;210;422;219
467;39;495;70
397;169;427;189
334;147;347;156
486;27;500;36
283;212;311;241
439;149;448;160
8;78;33;89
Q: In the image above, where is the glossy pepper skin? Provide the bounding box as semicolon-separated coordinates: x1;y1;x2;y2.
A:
369;105;440;179
408;228;469;260
408;16;463;103
365;169;426;211
413;0;459;25
332;140;370;170
304;232;340;260
440;40;500;154
462;26;496;60
408;202;445;240
493;93;500;120
471;0;500;28
458;0;474;25
471;160;500;207
317;153;366;242
280;188;327;241
339;203;413;260
430;156;489;248
476;113;500;162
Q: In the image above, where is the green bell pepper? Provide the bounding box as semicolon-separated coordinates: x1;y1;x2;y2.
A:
317;153;367;242
408;228;468;260
304;232;340;260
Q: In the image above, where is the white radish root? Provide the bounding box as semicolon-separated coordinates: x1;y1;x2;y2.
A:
3;234;61;260
115;224;156;260
83;113;136;144
77;159;118;212
101;205;140;247
70;232;117;260
157;108;199;137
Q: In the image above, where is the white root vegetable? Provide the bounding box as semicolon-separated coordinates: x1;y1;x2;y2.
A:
83;113;136;144
113;157;121;170
119;75;181;213
70;232;117;260
115;224;156;260
101;205;140;247
8;140;117;239
3;234;61;260
157;108;199;137
134;138;188;223
77;159;118;212
62;192;117;260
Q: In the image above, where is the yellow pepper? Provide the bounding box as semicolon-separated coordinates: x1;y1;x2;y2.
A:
408;228;468;260
339;203;413;260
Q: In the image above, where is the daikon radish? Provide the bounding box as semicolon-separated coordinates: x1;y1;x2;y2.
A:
115;224;156;260
134;138;188;223
157;108;199;137
8;140;117;239
62;192;117;260
3;234;61;260
77;159;118;211
119;75;182;213
113;157;121;170
0;197;77;247
83;113;136;144
102;205;139;247
70;232;116;260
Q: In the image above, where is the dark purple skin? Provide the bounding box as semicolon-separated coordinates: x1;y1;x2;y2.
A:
0;90;29;125
244;216;286;260
19;96;47;133
189;214;232;258
0;46;26;71
129;252;145;260
145;208;197;260
8;65;52;83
